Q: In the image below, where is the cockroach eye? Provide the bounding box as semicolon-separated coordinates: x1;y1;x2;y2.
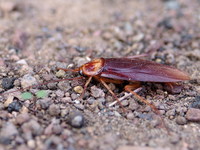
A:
79;70;87;77
79;70;83;76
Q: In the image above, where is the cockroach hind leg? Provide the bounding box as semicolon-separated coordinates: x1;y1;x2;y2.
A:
125;84;170;134
109;87;143;107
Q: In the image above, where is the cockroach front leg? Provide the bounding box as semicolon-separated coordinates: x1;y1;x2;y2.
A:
79;76;92;99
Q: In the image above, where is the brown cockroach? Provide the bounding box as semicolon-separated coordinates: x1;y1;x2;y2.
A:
57;56;189;131
58;57;189;113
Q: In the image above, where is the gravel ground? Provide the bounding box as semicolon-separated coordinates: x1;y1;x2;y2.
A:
0;0;200;150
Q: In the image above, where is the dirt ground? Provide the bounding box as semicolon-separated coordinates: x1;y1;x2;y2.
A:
0;0;200;150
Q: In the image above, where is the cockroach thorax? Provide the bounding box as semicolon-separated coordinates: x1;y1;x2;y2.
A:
80;58;105;76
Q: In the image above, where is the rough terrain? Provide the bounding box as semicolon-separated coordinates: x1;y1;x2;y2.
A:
0;0;200;150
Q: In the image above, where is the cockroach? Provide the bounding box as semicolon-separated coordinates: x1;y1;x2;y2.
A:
58;57;190;127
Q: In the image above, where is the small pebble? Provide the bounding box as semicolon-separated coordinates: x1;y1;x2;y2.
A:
170;134;180;144
73;57;89;67
0;122;18;138
61;97;72;103
44;124;53;135
0;1;16;12
7;100;22;113
176;106;187;116
97;97;106;104
71;93;79;100
44;136;63;150
68;111;84;128
74;103;85;111
157;18;173;29
47;82;57;90
37;98;52;109
2;77;15;90
15;136;24;144
55;90;65;97
21;74;37;89
48;104;61;116
165;0;180;10
124;22;133;35
97;101;104;110
52;124;63;135
159;110;165;115
90;86;105;98
74;86;84;94
27;139;35;149
176;116;187;125
133;33;144;42
186;108;200;122
90;101;99;111
57;81;71;91
121;100;129;107
126;112;134;120
114;111;121;117
4;95;14;107
129;101;139;111
168;95;176;101
87;97;95;105
22;120;42;137
55;70;66;78
15;113;30;124
61;109;69;117
16;59;27;65
191;96;200;109
20;105;29;113
166;109;176;119
74;46;87;52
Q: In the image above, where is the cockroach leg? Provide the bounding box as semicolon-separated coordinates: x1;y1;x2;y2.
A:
98;78;126;113
125;83;160;115
125;83;170;133
109;87;143;107
79;76;93;99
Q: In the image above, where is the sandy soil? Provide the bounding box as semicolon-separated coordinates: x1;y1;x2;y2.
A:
0;0;200;150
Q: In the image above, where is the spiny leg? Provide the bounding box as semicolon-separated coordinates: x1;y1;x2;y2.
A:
98;78;126;113
79;76;92;99
109;87;143;107
125;83;169;133
125;83;160;115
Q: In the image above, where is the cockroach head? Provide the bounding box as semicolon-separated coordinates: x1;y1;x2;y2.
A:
79;58;105;76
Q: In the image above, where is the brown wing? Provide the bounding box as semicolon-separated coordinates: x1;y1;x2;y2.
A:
100;58;190;82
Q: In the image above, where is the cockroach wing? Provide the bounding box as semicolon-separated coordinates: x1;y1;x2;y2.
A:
101;58;190;82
